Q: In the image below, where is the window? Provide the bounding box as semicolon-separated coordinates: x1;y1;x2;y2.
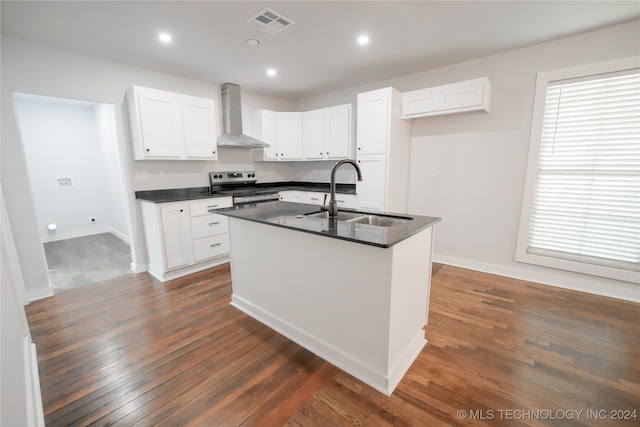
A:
516;57;640;283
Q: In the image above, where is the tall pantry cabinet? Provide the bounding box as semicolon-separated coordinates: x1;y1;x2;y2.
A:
356;87;411;213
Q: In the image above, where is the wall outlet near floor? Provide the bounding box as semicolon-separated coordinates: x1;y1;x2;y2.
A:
89;217;98;224
159;170;167;180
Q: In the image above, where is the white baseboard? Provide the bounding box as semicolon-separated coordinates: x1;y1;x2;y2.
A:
41;227;111;243
433;254;640;303
24;339;45;427
41;227;130;244
109;228;130;244
130;262;147;274
27;285;53;303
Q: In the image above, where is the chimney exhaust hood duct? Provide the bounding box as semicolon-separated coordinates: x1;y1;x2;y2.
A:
217;83;270;149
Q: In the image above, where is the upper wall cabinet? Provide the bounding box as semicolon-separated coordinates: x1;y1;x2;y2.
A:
303;104;351;160
401;77;491;119
128;86;218;160
254;104;352;162
277;112;304;160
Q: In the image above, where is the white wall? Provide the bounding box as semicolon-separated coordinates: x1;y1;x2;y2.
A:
3;21;639;302
13;95;127;242
1;188;44;427
95;103;129;241
1;35;292;298
292;20;640;301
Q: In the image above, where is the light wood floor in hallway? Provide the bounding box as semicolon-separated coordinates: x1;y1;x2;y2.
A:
26;263;639;426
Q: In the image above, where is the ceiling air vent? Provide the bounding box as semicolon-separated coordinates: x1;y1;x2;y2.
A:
245;8;295;35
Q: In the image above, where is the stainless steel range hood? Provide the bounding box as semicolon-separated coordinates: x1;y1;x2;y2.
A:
217;83;270;149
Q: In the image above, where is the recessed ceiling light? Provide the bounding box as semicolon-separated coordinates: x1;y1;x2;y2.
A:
357;35;370;45
158;33;173;43
246;39;260;46
267;69;277;77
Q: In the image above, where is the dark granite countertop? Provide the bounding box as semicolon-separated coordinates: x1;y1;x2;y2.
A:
214;201;440;248
135;182;356;203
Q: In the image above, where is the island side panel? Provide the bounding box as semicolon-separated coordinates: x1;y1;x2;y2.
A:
227;218;394;394
387;226;434;391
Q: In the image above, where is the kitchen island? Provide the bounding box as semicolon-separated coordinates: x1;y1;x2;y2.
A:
214;201;440;395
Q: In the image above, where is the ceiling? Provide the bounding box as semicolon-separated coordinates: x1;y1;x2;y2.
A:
2;1;639;100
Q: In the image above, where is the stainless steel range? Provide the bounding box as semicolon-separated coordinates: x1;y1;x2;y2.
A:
209;171;280;205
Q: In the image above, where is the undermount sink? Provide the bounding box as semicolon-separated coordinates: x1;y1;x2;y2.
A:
351;215;410;227
305;210;412;227
305;210;365;221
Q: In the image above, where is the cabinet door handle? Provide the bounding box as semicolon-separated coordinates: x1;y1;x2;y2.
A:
146;148;150;152
210;243;222;248
207;205;219;209
179;209;184;212
209;222;220;226
357;147;361;150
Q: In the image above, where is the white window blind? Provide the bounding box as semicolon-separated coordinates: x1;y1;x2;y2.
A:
527;71;640;273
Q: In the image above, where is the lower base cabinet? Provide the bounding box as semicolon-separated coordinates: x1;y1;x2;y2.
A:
140;197;233;282
279;190;358;209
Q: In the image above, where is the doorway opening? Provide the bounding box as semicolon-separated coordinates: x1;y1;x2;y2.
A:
13;93;133;291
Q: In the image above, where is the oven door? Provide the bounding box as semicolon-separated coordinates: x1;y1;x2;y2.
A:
233;192;280;205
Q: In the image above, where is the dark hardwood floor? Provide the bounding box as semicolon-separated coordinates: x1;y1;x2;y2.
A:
26;263;639;426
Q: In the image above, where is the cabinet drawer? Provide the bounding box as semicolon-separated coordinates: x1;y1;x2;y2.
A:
303;192;325;205
189;197;233;216
193;235;230;262
191;214;228;239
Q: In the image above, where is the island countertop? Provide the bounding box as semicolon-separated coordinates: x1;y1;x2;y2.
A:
214;201;440;248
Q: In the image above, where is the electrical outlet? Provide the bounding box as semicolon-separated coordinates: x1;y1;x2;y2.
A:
89;217;98;224
159;170;167;180
135;171;148;181
56;177;73;188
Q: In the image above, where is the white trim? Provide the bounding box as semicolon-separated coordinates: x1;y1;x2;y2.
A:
434;254;640;303
41;227;112;243
145;256;230;282
27;286;54;303
25;340;45;427
515;56;640;283
130;262;147;274
109;227;130;244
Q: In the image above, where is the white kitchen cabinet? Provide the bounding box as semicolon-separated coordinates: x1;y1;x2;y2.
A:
303;104;352;160
160;203;191;270
253;109;279;160
128;86;218;160
255;104;352;162
140;196;233;282
302;109;325;160
303;191;326;205
130;87;183;159
356;155;387;211
277;112;303;160
356;87;411;213
182;95;218;159
282;190;357;209
291;191;305;203
401;77;491;119
278;190;293;201
356;89;391;155
324;104;352;159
